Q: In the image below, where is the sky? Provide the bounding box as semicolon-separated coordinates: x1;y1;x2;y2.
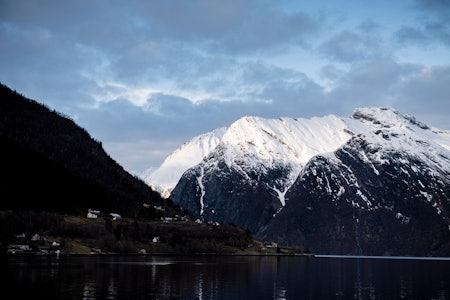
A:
1;0;450;174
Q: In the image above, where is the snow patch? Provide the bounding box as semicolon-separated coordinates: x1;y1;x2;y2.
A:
197;166;206;217
273;186;286;206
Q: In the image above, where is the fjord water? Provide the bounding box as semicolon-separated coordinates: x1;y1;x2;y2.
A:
3;255;450;299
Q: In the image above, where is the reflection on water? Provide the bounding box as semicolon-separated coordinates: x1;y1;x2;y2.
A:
3;254;450;299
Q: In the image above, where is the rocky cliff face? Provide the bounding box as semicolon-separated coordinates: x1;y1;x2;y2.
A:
171;147;288;232
260;135;450;255
164;107;450;255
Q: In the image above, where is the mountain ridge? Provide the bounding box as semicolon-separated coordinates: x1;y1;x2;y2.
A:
146;106;450;201
151;106;450;255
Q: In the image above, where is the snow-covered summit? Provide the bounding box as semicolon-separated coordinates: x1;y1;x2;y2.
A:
144;107;450;199
143;127;226;198
348;107;450;157
219;114;352;169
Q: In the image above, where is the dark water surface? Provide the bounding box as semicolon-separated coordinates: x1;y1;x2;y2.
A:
3;254;450;299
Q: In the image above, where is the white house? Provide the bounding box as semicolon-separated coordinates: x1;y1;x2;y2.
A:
109;213;122;220
87;209;100;218
87;212;98;218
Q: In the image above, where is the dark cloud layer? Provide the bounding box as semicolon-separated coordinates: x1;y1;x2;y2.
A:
320;30;384;62
396;0;450;46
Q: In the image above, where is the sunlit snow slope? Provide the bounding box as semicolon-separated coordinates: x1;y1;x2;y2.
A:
143;128;226;198
145;107;450;201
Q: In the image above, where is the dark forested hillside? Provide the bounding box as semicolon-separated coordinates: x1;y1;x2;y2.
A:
0;83;165;217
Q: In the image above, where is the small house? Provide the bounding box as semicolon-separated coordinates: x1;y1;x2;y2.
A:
87;209;100;218
31;233;46;241
87;212;98;218
109;213;122;220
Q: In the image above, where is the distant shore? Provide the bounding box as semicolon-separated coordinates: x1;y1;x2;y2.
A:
3;248;314;258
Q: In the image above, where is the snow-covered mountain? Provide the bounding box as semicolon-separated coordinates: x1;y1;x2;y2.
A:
259;108;450;255
149;107;450;255
143;127;226;198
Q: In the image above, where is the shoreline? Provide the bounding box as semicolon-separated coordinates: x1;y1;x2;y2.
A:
3;250;314;258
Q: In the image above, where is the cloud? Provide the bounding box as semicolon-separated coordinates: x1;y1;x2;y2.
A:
395;26;430;45
395;0;450;47
324;60;421;108
145;93;197;117
0;0;325;111
387;65;450;130
137;0;323;54
136;0;247;40
397;65;450;113
0;0;139;49
319;29;384;63
414;0;450;14
212;8;322;54
241;63;328;116
84;60;331;138
396;23;450;47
